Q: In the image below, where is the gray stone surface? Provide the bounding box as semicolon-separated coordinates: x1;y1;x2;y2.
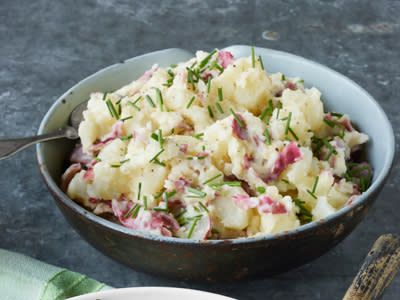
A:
0;0;399;299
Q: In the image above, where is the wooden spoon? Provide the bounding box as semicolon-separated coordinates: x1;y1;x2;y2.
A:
343;234;400;300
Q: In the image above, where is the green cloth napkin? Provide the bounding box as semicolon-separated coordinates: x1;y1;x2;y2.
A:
0;249;113;300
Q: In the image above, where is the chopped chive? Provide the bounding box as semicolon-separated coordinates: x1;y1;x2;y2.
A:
259;55;264;70
118;103;122;116
187;187;207;198
199;201;209;213
322;138;338;160
151;133;158;141
175;209;187;219
218;87;223;101
288;127;299;141
193;133;204;139
131;204;140;218
186;68;196;90
193;206;200;212
187;217;199;238
121;116;133;121
199;49;217;68
230;109;244;128
311;176;319;194
207;77;211;93
256;186;266;193
251;46;255;68
171;128;175;134
149;148;165;163
215;102;224;114
119;134;133;140
281;179;290;184
276;106;281;120
207;105;214;118
110;164;121;168
265;129;271;145
120;158;130;164
202;145;206;151
260;107;269;121
94;157;102;162
211;228;219;234
170;64;178;68
137;182;142;201
154;189;165;199
153;207;168;212
124;204;138;219
186;96;195;109
102;92;107;101
158;129;164;148
128;101;141;111
168;69;174;77
153;159;166;167
143;196;148;210
210;181;242;187
155;88;164;111
202;173;222;185
106;99;119;120
307;189;317;199
285;112;292;135
116;97;123;105
187;157;194;160
281;74;286;81
145;95;156;108
330;112;343;117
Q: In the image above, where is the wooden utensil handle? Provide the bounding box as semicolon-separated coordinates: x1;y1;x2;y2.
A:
343;234;400;300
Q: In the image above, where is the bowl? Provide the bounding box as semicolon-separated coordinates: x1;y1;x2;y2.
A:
67;287;235;300
37;45;394;281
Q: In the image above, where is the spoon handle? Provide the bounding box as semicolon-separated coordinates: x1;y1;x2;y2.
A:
0;126;78;160
343;234;400;300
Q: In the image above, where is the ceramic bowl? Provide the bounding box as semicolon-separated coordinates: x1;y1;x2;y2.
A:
37;45;394;281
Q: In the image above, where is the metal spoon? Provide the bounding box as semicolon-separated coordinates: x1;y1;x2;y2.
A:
0;100;88;160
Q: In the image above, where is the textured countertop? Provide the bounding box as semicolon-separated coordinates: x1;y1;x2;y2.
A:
1;1;399;299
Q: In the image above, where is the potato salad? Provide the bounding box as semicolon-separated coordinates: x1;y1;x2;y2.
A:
61;48;372;240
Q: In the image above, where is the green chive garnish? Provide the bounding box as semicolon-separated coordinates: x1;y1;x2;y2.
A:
193;133;204;139
202;173;222;185
143;196;148;210
218;87;223;101
145;95;156;108
207;77;211;93
121;116;133;121
153;159;166;167
260;107;269;121
256;186;266;193
281;179;290;184
149;148;165;163
124;204;138;219
131;204;140;218
251;46;255;68
187;217;200;238
106;99;119;120
312;176;319;193
230;109;244;128
265;129;271;145
155;88;164;111
187;187;207;198
186;96;195;109
199;201;209;213
199;49;217;68
288;127;299;141
281;74;286;81
307;189;317;199
119;134;133;140
285;112;292;135
119;158;130;164
137;182;142;201
102;92;107;101
216;102;224;114
154;189;165;199
259;55;264;70
208;105;214;118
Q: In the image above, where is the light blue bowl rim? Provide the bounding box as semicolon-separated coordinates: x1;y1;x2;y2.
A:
37;45;395;246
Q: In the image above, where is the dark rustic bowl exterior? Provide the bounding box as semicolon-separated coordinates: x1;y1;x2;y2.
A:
40;165;387;281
